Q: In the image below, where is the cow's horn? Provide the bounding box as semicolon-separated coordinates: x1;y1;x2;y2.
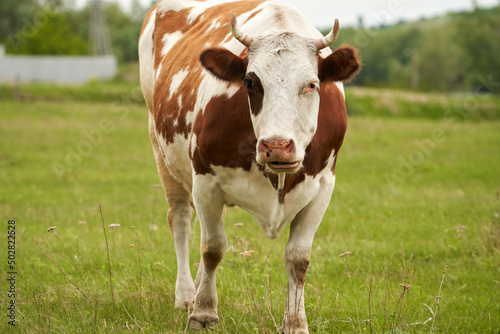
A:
231;13;253;47
316;18;340;50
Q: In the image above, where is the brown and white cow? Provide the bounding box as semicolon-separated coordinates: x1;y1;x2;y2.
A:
139;0;360;332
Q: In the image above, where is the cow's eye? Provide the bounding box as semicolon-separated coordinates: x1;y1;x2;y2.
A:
304;80;319;93
244;77;255;90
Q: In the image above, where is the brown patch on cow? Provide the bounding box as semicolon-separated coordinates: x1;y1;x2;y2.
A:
201;240;226;272
291;257;310;286
167;208;174;235
192;88;257;174
319;45;361;83
246;72;264;116
191;146;216;176
152;1;265;145
303;83;347;177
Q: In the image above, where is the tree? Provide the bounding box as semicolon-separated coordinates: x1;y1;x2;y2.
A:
0;0;36;43
6;11;88;55
454;6;500;92
418;26;465;91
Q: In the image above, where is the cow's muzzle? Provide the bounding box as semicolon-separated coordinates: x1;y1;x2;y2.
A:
257;138;301;173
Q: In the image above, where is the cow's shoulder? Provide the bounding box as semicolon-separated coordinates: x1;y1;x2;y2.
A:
191;86;255;174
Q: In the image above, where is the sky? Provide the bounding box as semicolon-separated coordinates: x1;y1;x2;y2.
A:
77;0;499;28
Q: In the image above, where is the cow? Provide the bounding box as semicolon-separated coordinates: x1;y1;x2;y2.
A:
139;0;360;332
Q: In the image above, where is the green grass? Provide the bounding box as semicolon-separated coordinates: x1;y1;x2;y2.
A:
345;87;500;120
0;84;499;333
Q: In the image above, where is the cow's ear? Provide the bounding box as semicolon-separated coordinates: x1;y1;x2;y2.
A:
319;45;361;82
200;48;247;82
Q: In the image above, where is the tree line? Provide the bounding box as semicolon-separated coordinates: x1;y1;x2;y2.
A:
1;1;499;93
332;5;500;93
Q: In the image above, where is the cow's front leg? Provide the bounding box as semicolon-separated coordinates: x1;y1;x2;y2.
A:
188;176;227;330
283;176;335;334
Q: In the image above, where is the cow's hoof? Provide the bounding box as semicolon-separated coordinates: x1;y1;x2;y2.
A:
175;299;194;310
188;313;218;330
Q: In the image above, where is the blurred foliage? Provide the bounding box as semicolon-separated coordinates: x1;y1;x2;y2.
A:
332;5;500;93
2;0;150;62
6;10;89;55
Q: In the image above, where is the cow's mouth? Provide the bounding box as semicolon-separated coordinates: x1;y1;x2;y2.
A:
267;161;300;172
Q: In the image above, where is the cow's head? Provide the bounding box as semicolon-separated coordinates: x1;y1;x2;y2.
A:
200;14;360;174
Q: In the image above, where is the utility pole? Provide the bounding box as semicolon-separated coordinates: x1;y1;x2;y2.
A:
90;0;112;55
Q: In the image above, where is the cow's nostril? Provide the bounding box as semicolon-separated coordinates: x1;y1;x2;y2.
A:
266;152;270;158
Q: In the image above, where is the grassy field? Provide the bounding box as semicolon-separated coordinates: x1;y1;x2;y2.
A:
0;80;499;333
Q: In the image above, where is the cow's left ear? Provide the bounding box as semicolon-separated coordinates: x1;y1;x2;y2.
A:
200;47;247;82
319;45;361;82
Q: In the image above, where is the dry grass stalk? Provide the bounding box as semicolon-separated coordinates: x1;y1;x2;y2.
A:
355;301;362;334
383;247;394;334
391;245;413;331
93;299;98;334
368;275;373;334
133;228;143;310
117;292;145;334
33;292;41;334
32;239;90;302
431;263;448;332
54;233;84;279
248;270;265;332
264;256;280;333
99;205;115;310
339;251;352;276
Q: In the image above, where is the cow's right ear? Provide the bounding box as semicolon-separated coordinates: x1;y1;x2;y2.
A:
200;48;247;82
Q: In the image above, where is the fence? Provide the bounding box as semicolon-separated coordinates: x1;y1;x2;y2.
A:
0;45;117;84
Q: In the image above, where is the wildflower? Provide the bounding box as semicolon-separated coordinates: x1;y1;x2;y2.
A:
240;250;255;257
46;226;56;232
108;224;120;228
400;283;411;290
235;223;244;228
78;221;87;225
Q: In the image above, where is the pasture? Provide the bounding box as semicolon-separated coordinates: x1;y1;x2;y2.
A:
0;80;499;333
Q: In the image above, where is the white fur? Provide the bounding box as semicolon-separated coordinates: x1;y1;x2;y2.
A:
169;68;190;99
138;8;156;111
161;31;184;57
